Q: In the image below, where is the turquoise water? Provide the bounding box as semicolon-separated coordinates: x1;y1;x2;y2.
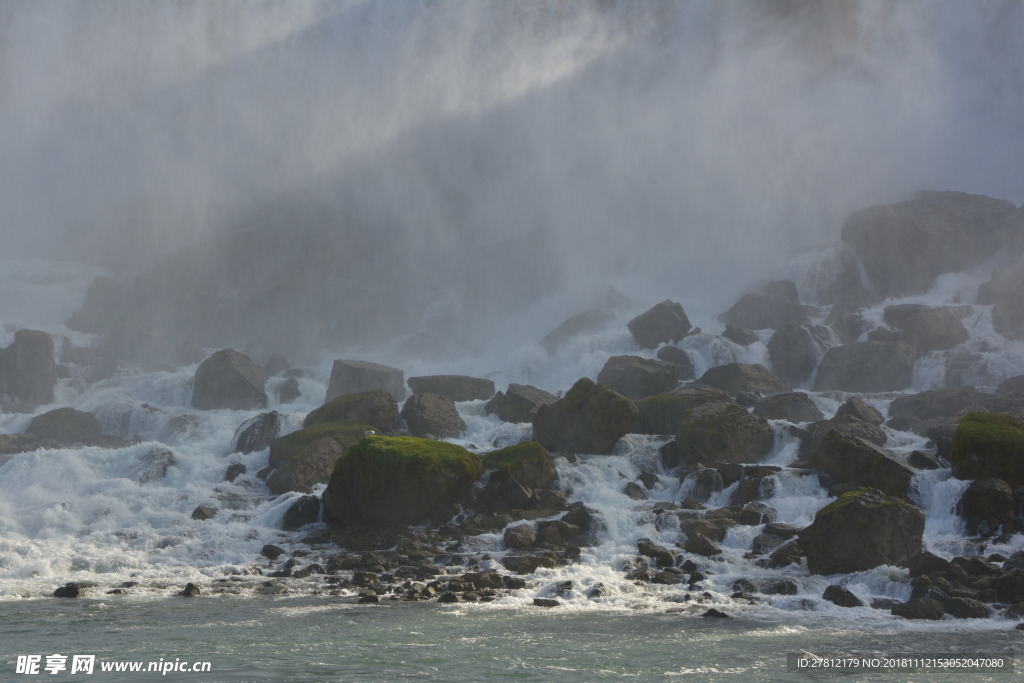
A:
2;596;1021;681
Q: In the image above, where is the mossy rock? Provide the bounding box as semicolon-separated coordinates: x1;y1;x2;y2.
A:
323;436;483;526
533;378;638;454
268;422;375;469
301;390;399;431
950;412;1024;485
481;441;556;490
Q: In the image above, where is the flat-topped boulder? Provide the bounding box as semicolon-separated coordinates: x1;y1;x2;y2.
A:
533;378;638;454
325;359;404;403
596;355;688;400
191;349;268;410
0;329;57;412
400;393;466;439
302;390;399;432
407;375;495;402
485;384;557;424
627;300;691;349
698;363;790;398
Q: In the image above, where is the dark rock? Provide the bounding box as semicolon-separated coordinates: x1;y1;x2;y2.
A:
282;495;321;530
958;478;1015;536
634;386;734;436
627;300;691;349
908;551;951;577
769;539;804;567
503;524;537;549
992;551;1024;602
950;412;1024;485
325;359;404;403
809;431;913;499
681;468;723;503
233;411;282;453
481;441;557;491
753;392;823;423
407;375;495;402
277;377;301;404
268;423;373;470
722;324;758;346
823;584;863;607
701;608;730;618
597;355;687;400
891;597;944;620
53;583;82;598
533;378;637;454
997;375;1024;398
130;448;177;484
267;436;344;495
718;280;807;330
533;598;560;608
485;384;558;424
261;353;290;377
761;578;798;595
738;502;775;526
638;539;675;568
400;393;466;439
191;349;268;410
813;341;917;392
698;363;790;398
767;324;825;386
683;532;721;556
303;390;399;432
540;309;615;354
834;397;884;425
672;401;774;469
0;329;57;411
191;506;217;520
178;583;201;597
500;554;558;574
224;463;246;482
623;481;646;500
908;450;942;470
67;276;124;334
941;595;993;619
261;544;285;560
883;304;968;352
26;407;103;446
800;414;887;462
888;388;1006;435
801;489;924;574
656;346;696;378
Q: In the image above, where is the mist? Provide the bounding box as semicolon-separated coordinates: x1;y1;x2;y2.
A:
3;0;1023;364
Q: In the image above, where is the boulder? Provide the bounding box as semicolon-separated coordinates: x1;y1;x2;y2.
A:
752;392;824;423
671;402;774;469
627;300;691;349
302;390;399;432
888;387;1016;434
407;375;495;402
191;506;217;520
268;422;374;469
533;378;638;454
992;551;1024;603
834;397;884;425
596;355;687;400
801;488;924;574
504;524;536;549
277;377;301;404
485;384;558;424
130;448;177;484
480;441;557;491
400;393;466;439
840;191;1019;296
809;430;914;498
191;349;268;410
883;304;968;352
722;324;759;347
323;436;483;526
718;280;808;330
232;411;282;453
957;477;1015;536
681;468;723;503
891;598;944;620
698;363;791;398
813;341;917;392
981;256;1024;340
683;532;721;557
266;436;344;494
998;375;1024;399
950;412;1024;485
767;324;825;387
325;359;404;403
0;329;57;411
823;584;863;608
656;346;696;378
282;495;321;530
25;408;103;445
633;386;734;435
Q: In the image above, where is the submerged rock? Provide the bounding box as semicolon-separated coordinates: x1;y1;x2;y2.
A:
191;349;268;410
533;378;637;454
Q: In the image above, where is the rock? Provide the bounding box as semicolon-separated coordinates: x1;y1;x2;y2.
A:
597;356;688;400
834;397;885;425
722;324;758;346
982;256;1024;340
282;495;321;530
799;414;887;462
957;478;1015;536
761;578;798;595
267;437;344;495
998;375;1024;398
0;329;57;411
681;517;737;542
738;502;775;525
481;441;557;490
883;304;968;352
941;595;993;619
753;392;823;423
809;430;914;498
638;539;675;568
261;544;285;560
261;353;290;377
485;384;558;424
813;341;917;392
303;390;399;432
908;450;943;470
992;551;1024;603
672;402;774;469
400;393;466;439
891;598;944;620
500;554;558;574
638;471;659;490
277;377;301;404
801;489;924;574
268;423;374;469
503;524;537;549
841;191;1019;296
823;584;863;607
325;359;404;403
701;608;730;618
627;300;692;349
25;407;102;445
232;411;282;453
767;324;826;387
53;583;82;598
191;349;268;410
656;346;696;378
323;436;483;526
634;386;734;435
718;280;808;330
698;363;790;398
769;539;804;567
191;506;217;520
407;375;495;402
887;387;1005;434
533;378;638;454
178;583;201;597
950;412;1024;485
533;598;561;608
681;468;724;503
130;448;177;484
684;532;721;556
540;309;616;354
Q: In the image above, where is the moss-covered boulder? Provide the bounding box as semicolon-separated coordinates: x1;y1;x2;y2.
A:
481;441;557;490
533;378;638;454
801;488;924;575
809;430;914;498
633;386;734;435
670;401;774;469
268;422;374;469
323;436;483;526
950;412;1024;485
302;390;399;432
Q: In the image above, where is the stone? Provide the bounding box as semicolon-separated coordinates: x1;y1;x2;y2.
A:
681;468;724;503
997;375;1024;398
950;412;1024;485
681;517;736;543
25;407;102;445
191;506;217;520
233;411;282;453
883;304;968;352
752;392;823;423
992;551;1024;603
684;532;721;557
53;583;83;598
130;448;177;484
323;436;483;526
282;495;321;530
67;276;124;334
627;300;692;349
325;359;404;403
887;387;1004;434
407;375;495;402
767;324;825;387
191;349;268;410
533;598;561;608
698;363;790;398
268;423;374;469
809;430;914;498
400;393;466;439
262;353;290;377
633;386;734;435
982;256;1024;340
891;598;944;620
801;489;924;574
823;584;863;607
957;478;1015;536
533;378;638;454
503;524;537;549
834;397;884;425
179;583;201;597
302;390;399;432
500;554;558;574
813;341;917;392
718;280;808;330
701;608;730;618
623;482;646;500
769;539;804;567
637;539;675;568
0;329;57;411
266;437;344;495
671;401;774;469
481;441;557;490
485;384;558;423
656;346;696;378
597;355;687;400
722;325;758;347
277;377;301;404
540;309;616;354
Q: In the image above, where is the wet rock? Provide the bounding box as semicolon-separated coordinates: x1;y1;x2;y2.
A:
890;597;943;620
500;554;558;574
887;387;1008;435
277;377;301;404
992;551;1024;603
634;386;734;436
131;448;177;484
683;532;721;556
540;309;617;354
191;506;217;520
26;407;103;445
883;304;968;352
834;397;884;425
752;391;823;423
809;430;913;498
267;436;343;495
303;390;399;432
485;384;558;424
738;502;775;526
233;411;282;453
681;517;736;543
597;355;688;400
482;441;557;492
941;595;993;619
53;583;82;598
722;324;758;347
533;378;637;454
957;478;1015;536
718;280;808;331
767;324;827;387
672;401;774;469
950;412;1024;485
813;341;917;392
224;463;246;482
268;423;371;470
823;584;863;607
282;495;321;530
761;578;798;595
701;608;730;618
325;359;404;403
627;300;691;349
400;393;465;439
0;329;57;411
191;349;268;410
698;363;790;398
179;583;201;597
623;481;646;500
681;468;723;503
503;524;537;549
656;346;695;378
799;414;887;461
997;375;1024;399
407;375;495;402
533;598;560;608
983;255;1024;340
637;539;675;568
908;450;943;470
908;551;951;577
261;544;285;560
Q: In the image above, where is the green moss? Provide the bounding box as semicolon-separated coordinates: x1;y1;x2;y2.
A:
950;411;1024;483
302;391;397;429
269;422;374;468
563;378;596;412
481;441;547;471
